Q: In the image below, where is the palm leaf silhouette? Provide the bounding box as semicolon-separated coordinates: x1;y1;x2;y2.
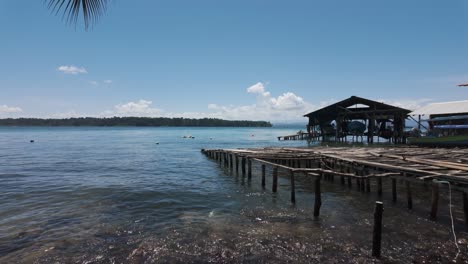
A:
46;0;110;30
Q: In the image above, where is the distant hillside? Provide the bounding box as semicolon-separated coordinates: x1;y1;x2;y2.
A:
0;117;272;127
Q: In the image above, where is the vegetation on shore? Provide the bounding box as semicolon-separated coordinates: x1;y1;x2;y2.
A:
0;117;272;127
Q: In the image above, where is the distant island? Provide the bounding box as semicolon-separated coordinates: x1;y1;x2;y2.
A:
0;117;272;127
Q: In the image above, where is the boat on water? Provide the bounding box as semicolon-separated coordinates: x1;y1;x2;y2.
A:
408;100;468;147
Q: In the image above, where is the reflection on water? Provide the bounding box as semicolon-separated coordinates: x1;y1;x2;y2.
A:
0;127;467;263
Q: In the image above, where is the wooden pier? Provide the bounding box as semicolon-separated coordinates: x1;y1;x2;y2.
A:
202;146;468;225
277;132;310;141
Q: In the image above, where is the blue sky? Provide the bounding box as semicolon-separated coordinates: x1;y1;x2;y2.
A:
0;0;467;121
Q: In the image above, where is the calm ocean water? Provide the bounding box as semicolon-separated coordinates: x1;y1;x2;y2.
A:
0;127;466;263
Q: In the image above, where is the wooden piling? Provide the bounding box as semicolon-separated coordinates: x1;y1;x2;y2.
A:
241;157;246;176
366;178;371;193
392;178;397;202
372;201;383;258
377;177;382;196
235;155;239;173
272;166;278;193
247;159;252;179
406;180;413;210
261;164;266;188
430;181;439;220
290;170;296;203
314;175;322;217
463;192;468;229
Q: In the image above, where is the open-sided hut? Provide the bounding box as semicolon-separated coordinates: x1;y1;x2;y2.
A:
304;96;411;143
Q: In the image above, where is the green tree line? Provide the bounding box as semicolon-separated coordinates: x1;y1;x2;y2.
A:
0;117;272;127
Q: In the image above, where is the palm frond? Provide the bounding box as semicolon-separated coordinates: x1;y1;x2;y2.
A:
46;0;110;30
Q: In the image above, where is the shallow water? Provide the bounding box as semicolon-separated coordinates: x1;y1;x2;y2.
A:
0;127;467;263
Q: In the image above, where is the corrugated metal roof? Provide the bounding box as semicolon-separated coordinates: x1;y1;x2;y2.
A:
411;100;468;115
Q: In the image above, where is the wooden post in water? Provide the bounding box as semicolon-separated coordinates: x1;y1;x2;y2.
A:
235;155;239;173
241;157;246;176
360;171;366;193
290;170;296;203
392;178;397;202
366;178;371;193
372;201;383;258
261;164;266;188
347;167;352;187
463;192;468;229
272;166;278;192
247;159;252;179
406;180;413;210
314;175;322;217
430;180;439;220
230;154;233;170
377;177;383;197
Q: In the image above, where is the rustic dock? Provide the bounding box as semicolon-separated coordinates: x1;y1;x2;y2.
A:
277;132;310;141
201;146;468;224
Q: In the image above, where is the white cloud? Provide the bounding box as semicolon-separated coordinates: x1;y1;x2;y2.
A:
49;110;82;118
246;82;270;96
202;82;316;121
57;65;87;75
270;92;307;110
377;98;433;111
103;100;162;117
0;104;23;118
89;80;112;87
0;105;22;114
98;83;316;121
207;103;218;110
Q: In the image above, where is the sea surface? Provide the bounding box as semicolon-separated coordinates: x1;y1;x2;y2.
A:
0;126;467;263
